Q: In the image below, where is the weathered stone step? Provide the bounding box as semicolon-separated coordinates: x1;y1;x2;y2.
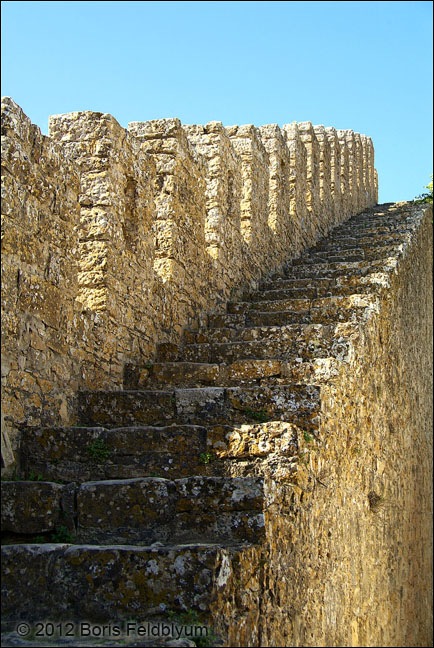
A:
208;309;311;330
259;276;333;292
283;258;394;279
202;293;377;332
343;215;412;229
311;233;410;253
21;419;310;482
141;357;342;388
142;360;285;388
333;216;414;233
21;425;210;482
245;280;381;303
227;293;378;319
246;286;318;301
291;243;402;266
2;476;266;545
308;242;391;260
170;329;354;367
291;247;366;265
145;322;357;388
227;296;311;315
334;225;413;241
259;272;389;294
2;542;261;622
1;480;74;537
78;385;321;430
183;321;354;346
133;362;225;389
350;208;412;220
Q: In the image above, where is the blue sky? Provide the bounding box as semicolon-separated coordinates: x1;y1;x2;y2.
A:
1;0;432;202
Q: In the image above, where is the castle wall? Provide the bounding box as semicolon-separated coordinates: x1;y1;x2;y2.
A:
1;98;378;469
1;98;82;467
210;204;433;647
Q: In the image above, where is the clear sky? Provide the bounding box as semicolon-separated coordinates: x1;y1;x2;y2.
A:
1;0;432;203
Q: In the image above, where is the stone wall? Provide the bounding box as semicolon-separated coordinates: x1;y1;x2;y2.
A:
207;203;433;647
1;98;82;467
1;97;377;470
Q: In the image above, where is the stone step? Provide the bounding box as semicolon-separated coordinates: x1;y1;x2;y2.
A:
21;419;309;483
2;542;261;622
291;243;402;266
333;217;413;234
181;340;294;364
227;293;378;318
189;292;377;333
143;360;286;388
311;233;410;253
343;215;412;229
259;276;333;292
361;243;403;260
2;476;266;545
343;206;411;220
284;258;394;279
141;357;342;388
171;328;354;367
146;322;356;388
227;297;311;315
1;480;74;537
182;321;348;346
246;286;318;301
334;225;412;241
208;309;312;329
78;385;321;430
20;425;210;482
259;272;389;294
322;211;414;229
291;247;366;265
245;280;382;303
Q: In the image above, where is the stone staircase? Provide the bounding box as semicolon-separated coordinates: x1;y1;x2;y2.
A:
1;202;423;646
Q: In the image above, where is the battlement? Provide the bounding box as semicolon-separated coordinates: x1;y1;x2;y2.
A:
1;97;377;463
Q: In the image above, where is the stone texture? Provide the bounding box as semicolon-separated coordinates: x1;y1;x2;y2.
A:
1;98;431;648
1;481;66;534
1;543;260;622
2;99;377;465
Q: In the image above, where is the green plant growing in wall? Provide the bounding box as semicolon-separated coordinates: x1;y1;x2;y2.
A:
50;525;75;543
242;407;270;423
33;526;75;544
86;438;111;463
27;472;45;481
414;175;433;205
199;452;214;465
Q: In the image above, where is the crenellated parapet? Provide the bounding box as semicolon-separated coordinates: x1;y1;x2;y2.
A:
1;97;378;467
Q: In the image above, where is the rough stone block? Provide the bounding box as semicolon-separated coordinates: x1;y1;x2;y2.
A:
1;481;65;534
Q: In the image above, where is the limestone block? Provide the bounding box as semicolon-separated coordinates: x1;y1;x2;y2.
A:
314;124;333;230
282;122;310;250
1;481;65;534
297;121;321;230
